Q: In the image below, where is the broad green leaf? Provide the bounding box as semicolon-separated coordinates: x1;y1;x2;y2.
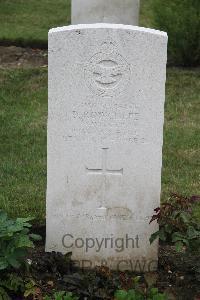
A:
0;211;37;271
179;212;190;223
7;255;21;269
187;226;199;239
0;258;9;270
152;294;167;300
16;217;34;224
159;228;167;241
149;287;159;296
24;287;37;298
149;231;160;244
133;276;141;285
44;297;51;300
172;232;184;242
175;241;184;252
25;279;36;290
164;224;173;234
114;290;128;300
14;247;27;259
0;211;8;222
29;233;42;241
16;235;34;248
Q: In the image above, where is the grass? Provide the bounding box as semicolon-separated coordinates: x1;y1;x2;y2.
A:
162;69;200;199
0;0;152;46
0;69;47;222
0;67;199;222
140;0;154;28
0;0;71;47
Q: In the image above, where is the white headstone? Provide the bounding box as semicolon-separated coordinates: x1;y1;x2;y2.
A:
72;0;140;26
46;24;167;271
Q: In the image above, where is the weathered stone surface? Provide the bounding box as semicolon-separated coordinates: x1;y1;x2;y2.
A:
46;24;167;271
71;0;140;25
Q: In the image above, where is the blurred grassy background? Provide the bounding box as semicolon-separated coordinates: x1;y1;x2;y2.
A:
0;0;153;46
0;0;71;46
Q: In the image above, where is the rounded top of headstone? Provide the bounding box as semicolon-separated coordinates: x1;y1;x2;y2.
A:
49;23;167;39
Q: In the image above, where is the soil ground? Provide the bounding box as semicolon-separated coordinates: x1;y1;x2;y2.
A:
27;226;200;300
0;46;47;68
28;240;200;300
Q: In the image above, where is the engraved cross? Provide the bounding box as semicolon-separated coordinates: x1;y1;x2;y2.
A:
86;148;123;209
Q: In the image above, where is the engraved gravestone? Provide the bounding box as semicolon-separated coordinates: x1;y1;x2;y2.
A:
46;24;167;271
72;0;140;26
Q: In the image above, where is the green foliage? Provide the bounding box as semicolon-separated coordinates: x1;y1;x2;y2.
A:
24;279;38;298
0;210;41;271
44;291;79;300
115;289;143;300
0;273;24;292
148;288;168;300
0;273;24;300
150;194;200;252
151;0;200;66
115;277;167;300
115;289;167;300
0;274;41;300
114;276;167;300
0;210;41;300
0;286;10;300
